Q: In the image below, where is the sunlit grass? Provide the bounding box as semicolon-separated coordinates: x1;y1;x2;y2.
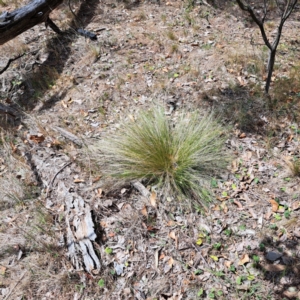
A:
91;106;230;206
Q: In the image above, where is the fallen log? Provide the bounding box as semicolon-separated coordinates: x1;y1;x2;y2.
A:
23;136;101;274
0;0;63;46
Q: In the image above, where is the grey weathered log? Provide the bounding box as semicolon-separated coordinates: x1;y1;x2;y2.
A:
54;126;83;146
0;0;63;45
132;181;150;198
26;145;101;274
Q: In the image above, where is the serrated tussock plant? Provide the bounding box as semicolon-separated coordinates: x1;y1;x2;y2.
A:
91;106;230;207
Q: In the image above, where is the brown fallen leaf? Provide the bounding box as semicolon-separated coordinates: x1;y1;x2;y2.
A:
238;253;250;265
141;205;148;217
216;43;225;49
233;200;243;209
260;263;286;272
237;76;246;86
166;220;176;226
150;191;157;208
96;188;103;197
29;134;45;143
269;199;279;212
212;204;220;210
224;260;232;269
282;288;299;299
147;225;159;233
182;279;190;285
239;132;246;139
216;196;229;202
100;221;107;227
287;134;294;143
159;252;165;260
73;178;85;183
0;265;6;275
164;257;174;273
169;231;178;248
10;142;18;153
92;176;101;183
168;257;174;266
61;100;68;108
221;201;228;214
291;201;300;211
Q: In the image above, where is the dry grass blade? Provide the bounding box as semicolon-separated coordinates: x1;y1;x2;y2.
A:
89;106;230;206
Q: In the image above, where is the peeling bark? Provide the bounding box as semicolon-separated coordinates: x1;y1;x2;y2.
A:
24;141;101;274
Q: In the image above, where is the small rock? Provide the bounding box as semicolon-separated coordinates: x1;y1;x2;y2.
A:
266;251;282;262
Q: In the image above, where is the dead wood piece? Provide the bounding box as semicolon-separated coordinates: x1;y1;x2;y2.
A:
132;181;150;198
0;103;18;118
54;126;83;146
27;147;101;274
46;161;72;198
77;28;97;40
0;52;26;75
0;0;63;46
60;181;101;273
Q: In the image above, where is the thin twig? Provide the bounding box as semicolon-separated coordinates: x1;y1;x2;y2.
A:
191;243;210;268
46;17;62;34
0;53;26;75
3;270;27;300
46;161;72;198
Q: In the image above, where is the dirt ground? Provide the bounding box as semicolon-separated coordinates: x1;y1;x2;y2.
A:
0;0;300;299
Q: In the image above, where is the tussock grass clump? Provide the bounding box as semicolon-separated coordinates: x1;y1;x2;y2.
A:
285;157;300;177
93;107;230;206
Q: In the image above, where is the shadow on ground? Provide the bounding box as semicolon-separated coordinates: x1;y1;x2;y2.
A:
250;233;300;300
202;82;300;135
0;0;100;121
21;0;100;111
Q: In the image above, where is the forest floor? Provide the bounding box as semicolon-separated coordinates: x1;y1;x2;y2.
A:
0;0;300;299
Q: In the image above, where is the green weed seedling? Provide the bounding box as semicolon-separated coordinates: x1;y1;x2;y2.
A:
105;247;113;255
230;265;236;272
97;279;105;288
259;243;266;251
224;229;232;236
197;288;204;297
213;242;222;251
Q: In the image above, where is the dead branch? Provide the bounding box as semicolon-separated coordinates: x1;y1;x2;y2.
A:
0;53;26;75
0;0;63;46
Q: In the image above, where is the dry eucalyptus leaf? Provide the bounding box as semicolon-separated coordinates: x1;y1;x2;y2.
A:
269;199;279;212
29;134;45;143
238;253;250;265
74;178;85;183
261;264;286;272
141;205;148;217
150;191;157;208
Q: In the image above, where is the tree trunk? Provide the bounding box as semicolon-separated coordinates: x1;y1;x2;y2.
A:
265;49;276;94
0;0;63;46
